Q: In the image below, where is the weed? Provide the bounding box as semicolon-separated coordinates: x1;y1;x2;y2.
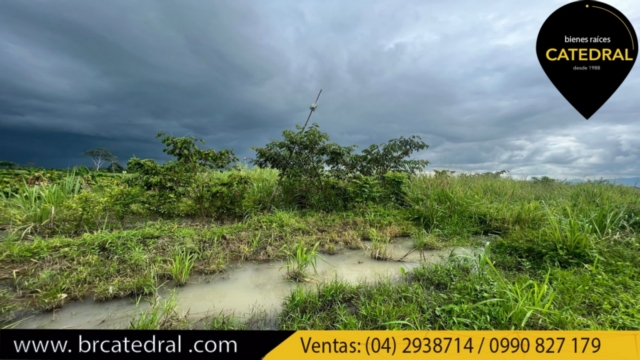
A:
368;229;392;260
477;254;557;329
129;290;188;330
541;205;597;263
281;239;320;282
167;249;197;286
205;311;247;330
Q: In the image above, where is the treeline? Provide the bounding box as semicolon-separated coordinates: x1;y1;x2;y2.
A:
0;123;432;231
124;123;429;218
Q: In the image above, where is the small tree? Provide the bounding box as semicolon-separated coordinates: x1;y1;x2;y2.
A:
531;175;555;184
251;123;356;183
251;123;356;208
107;162;125;173
251;123;430;210
127;132;239;218
349;136;430;177
156;131;237;172
84;147;117;171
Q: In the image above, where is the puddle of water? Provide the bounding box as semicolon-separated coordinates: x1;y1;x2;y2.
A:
12;238;478;329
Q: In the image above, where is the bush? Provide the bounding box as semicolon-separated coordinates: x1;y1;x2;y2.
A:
126;132;239;219
205;172;251;219
250;123;427;211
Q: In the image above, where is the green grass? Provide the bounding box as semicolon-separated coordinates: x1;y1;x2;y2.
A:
476;250;558;329
278;244;640;330
399;229;443;260
0;173;83;237
202;306;274;330
1;168;639;330
368;228;392;260
166;248;197;286
128;290;189;330
281;239;321;282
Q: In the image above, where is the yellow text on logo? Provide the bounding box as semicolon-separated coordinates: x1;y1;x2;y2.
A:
546;48;633;61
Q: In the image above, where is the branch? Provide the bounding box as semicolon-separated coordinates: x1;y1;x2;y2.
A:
93;157;105;171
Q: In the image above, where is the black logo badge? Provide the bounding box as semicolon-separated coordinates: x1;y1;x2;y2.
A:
536;1;637;120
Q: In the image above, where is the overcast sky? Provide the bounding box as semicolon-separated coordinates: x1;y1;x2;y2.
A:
1;0;639;179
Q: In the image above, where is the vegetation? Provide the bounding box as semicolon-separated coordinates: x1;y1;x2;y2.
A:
84;147;118;171
280;239;321;282
0;123;639;331
129;290;189;330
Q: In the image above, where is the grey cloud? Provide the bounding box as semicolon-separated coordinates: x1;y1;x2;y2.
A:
0;0;639;179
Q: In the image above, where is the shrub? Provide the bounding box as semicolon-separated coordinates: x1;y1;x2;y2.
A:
126;132;238;219
250;122;428;210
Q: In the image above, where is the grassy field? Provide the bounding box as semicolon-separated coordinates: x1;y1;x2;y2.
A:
1;165;639;331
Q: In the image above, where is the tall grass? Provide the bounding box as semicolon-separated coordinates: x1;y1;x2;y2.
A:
542;205;596;255
477;251;557;329
368;228;392;260
129;290;186;330
588;204;628;240
167;248;197;286
1;172;83;235
281;239;320;282
2;167;640;330
400;229;442;261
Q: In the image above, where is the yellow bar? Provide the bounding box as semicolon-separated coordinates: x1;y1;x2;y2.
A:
266;331;640;360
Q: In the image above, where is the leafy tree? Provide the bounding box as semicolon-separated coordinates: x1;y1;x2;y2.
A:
107;162;125;173
156;131;237;172
252;124;429;180
531;175;556;184
84;147;117;171
474;170;508;179
348;136;430;177
250;123;356;208
127;132;239;218
251;123;356;183
251;123;429;209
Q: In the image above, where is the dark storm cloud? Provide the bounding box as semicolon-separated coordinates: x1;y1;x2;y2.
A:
0;0;639;178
